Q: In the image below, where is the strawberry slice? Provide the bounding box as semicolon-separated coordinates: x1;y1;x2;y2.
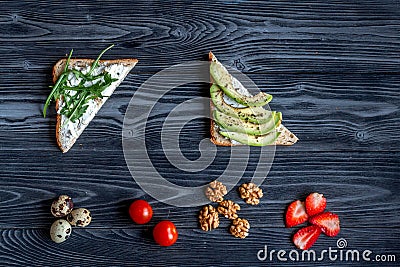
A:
309;212;340;237
293;225;322;250
285;200;309;228
305;192;327;216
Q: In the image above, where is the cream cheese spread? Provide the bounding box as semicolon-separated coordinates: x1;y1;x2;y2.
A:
58;63;129;150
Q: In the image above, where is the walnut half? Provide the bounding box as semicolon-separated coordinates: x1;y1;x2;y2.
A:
238;183;263;205
205;180;227;203
230;218;250;238
217;200;240;220
199;205;220;231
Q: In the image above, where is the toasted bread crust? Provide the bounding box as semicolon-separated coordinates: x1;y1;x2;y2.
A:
210;105;232;146
209;52;231;146
208;51;298;146
52;58;138;83
53;58;138;153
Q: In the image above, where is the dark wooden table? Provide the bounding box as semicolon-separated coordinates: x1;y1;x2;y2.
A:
0;1;399;266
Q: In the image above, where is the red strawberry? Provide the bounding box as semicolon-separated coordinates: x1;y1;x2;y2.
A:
309;212;340;237
285;200;309;227
293;225;322;250
305;192;327;216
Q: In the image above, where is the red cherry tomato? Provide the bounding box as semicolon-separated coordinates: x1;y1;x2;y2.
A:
153;220;178;246
129;200;153;224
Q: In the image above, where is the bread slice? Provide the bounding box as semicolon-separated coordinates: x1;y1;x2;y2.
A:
209;52;298;146
53;58;138;153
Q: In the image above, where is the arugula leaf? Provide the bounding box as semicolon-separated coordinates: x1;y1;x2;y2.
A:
43;49;74;118
88;44;114;76
43;45;118;123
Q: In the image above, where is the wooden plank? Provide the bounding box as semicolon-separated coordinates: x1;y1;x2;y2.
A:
0;73;399;152
0;1;399;266
0;150;398;228
0;228;398;266
0;1;399;74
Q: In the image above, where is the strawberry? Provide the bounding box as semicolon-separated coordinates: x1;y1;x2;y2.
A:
293;225;322;250
309;212;340;237
285;200;309;228
305;192;327;216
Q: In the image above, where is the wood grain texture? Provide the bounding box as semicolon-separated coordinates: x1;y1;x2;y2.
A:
0;73;399;152
0;228;398;266
0;0;399;266
0;1;399;74
0;150;398;228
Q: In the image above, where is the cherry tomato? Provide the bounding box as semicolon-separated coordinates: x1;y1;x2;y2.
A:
129;200;153;224
153;220;178;246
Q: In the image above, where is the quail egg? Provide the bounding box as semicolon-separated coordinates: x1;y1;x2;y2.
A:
50;219;72;243
67;208;92;227
51;195;74;217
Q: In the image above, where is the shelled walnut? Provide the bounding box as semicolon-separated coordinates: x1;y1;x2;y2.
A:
205;180;227;203
217;200;240;219
230;218;250;239
238;183;263;205
198;205;220;231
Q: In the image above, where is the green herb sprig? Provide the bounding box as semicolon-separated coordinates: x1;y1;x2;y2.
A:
43;45;117;123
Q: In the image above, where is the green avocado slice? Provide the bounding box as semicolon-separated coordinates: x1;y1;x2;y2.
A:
213;110;282;136
210;84;272;124
210;62;272;107
219;131;280;146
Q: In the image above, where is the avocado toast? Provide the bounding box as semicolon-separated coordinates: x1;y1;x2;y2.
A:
209;52;298;146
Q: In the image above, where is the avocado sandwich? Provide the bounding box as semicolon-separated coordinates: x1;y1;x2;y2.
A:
209;52;298;146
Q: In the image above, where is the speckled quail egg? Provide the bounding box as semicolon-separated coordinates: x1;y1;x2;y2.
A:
50;219;72;243
67;208;92;227
51;195;74;217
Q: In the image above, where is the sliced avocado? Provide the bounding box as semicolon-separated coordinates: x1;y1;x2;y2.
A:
210;84;272;124
213;110;282;136
210;61;272;107
219;131;280;146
